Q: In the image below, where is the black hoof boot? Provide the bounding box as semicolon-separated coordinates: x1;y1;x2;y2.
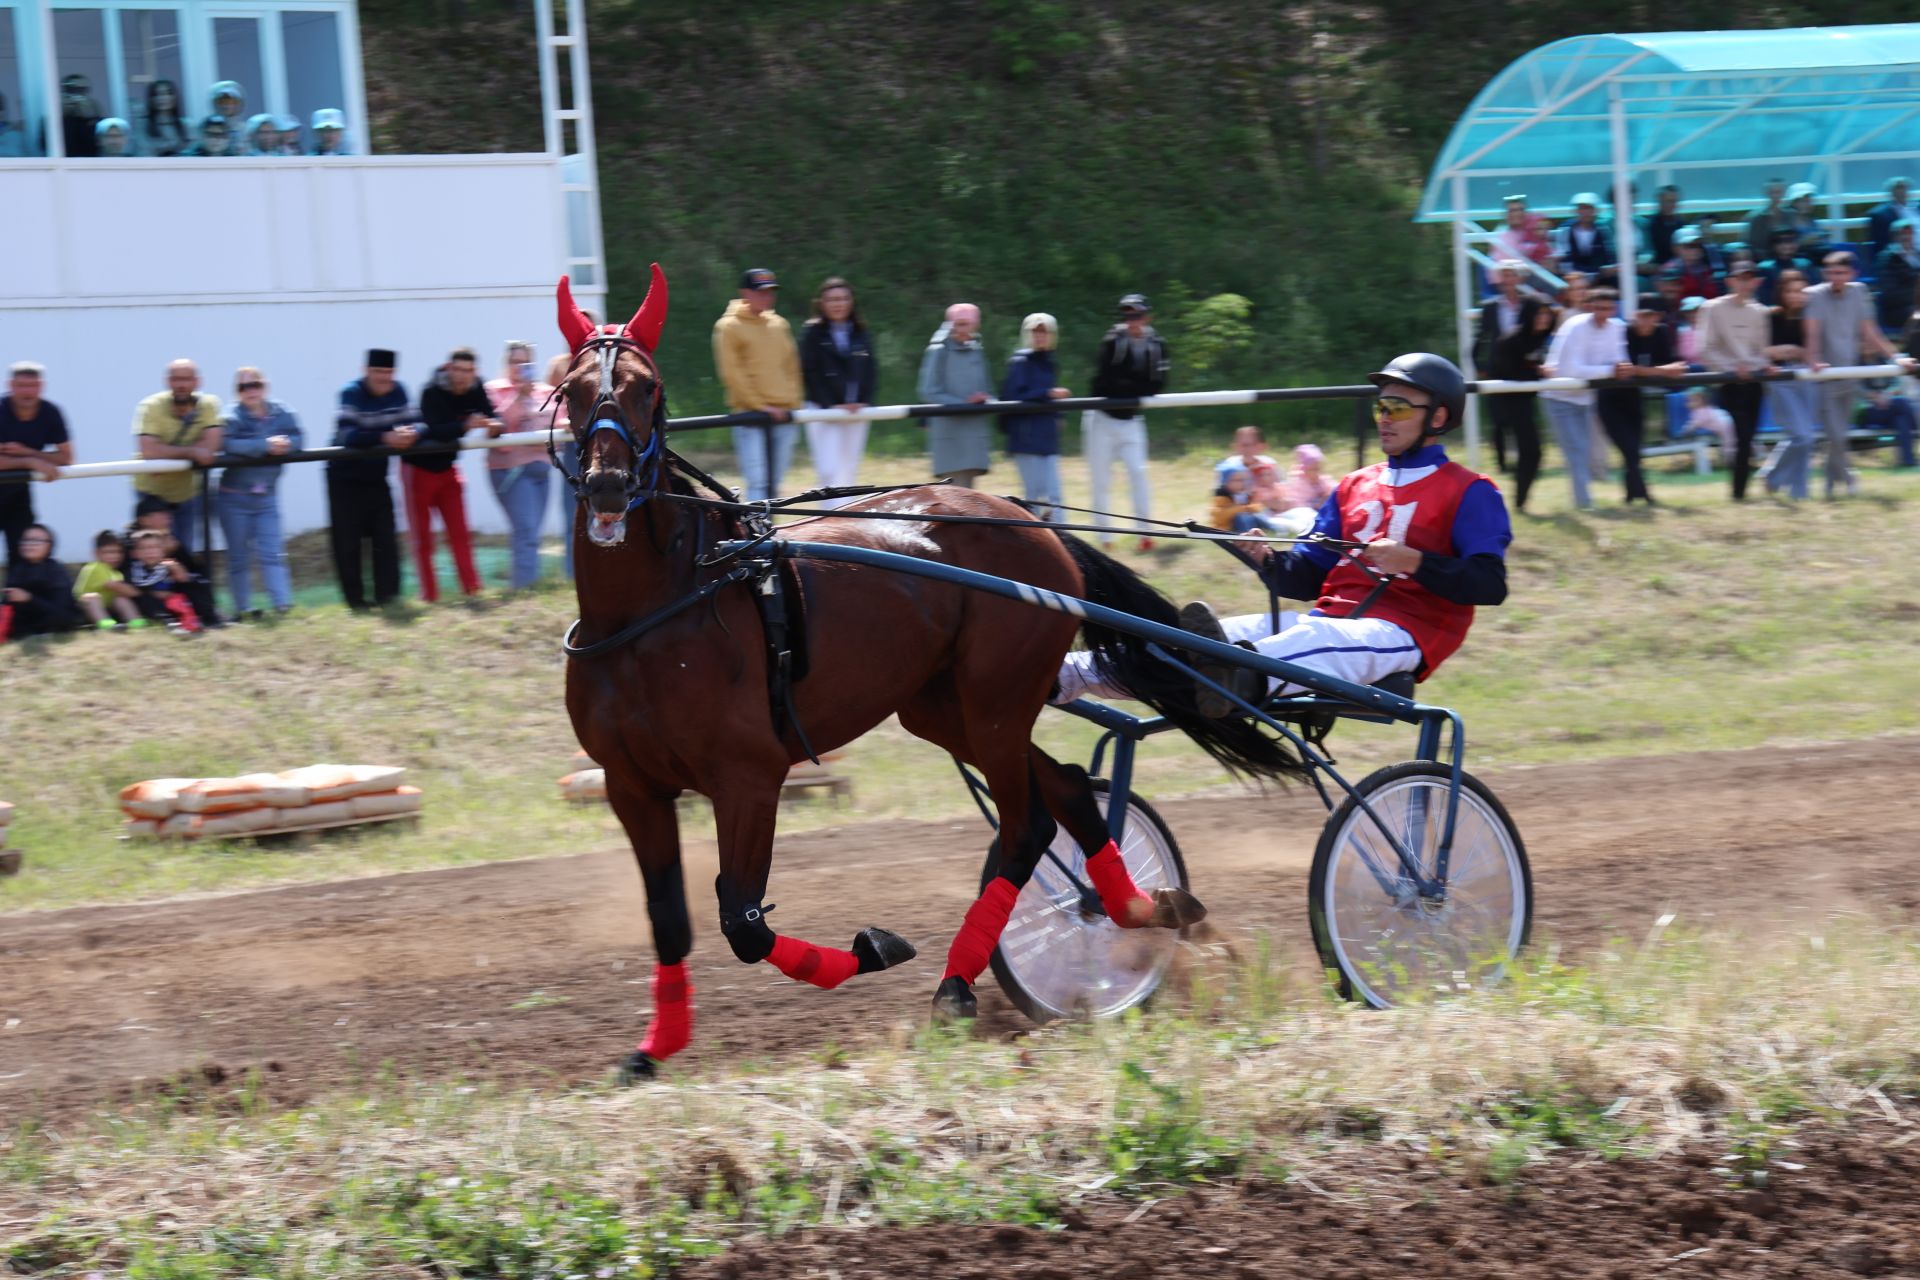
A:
1147;886;1209;929
931;975;978;1021
853;927;918;975
615;1050;658;1085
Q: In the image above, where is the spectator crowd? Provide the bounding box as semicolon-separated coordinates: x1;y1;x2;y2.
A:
6;75;352;158
6;175;1920;642
1477;177;1920;508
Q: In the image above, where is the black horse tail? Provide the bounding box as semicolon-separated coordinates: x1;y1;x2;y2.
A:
1056;533;1307;785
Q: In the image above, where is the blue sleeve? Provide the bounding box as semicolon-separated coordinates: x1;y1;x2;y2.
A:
284;409;304;451
335;390;386;448
222;411;269;458
1450;479;1513;560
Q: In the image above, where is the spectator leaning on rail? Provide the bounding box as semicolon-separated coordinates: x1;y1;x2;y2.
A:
1867;178;1914;258
1085;293;1169;551
1874;221;1919;334
1052;354;1510;716
1474;261;1551;497
132;359;222;553
1695;263;1774;501
483;340;553;591
330;348;418;610
0;362;72;564
713;268;802;502
1598;307;1684;506
916;302;995;487
408;347;494;602
1803;252;1918;499
216;367;301;617
1762;270;1820;502
797;277;877;502
998;312;1071;522
1540;287;1626;511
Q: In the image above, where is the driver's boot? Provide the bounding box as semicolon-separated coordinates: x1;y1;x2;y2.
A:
1178;601;1267;718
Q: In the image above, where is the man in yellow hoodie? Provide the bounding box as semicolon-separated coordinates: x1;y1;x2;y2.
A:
713;268;804;501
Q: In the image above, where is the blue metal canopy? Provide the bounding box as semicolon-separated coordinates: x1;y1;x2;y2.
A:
1418;24;1920;220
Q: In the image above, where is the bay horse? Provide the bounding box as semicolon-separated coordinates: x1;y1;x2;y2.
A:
555;267;1304;1080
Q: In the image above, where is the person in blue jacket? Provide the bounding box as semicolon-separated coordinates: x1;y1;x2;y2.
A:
999;313;1072;521
217;366;303;618
1857;380;1917;468
329;349;419;609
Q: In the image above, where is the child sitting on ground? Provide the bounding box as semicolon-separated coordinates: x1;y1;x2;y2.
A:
72;529;145;630
1682;388;1735;462
1276;443;1338;511
1208;468;1274;535
125;529;206;633
1;523;81;641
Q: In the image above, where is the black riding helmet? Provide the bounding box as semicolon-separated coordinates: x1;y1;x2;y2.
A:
1366;352;1467;436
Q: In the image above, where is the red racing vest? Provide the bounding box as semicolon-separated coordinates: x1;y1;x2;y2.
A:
1316;460;1492;678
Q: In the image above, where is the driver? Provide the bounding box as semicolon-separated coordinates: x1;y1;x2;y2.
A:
1051;353;1513;715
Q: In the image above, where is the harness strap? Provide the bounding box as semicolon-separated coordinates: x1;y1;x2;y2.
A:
562;564;755;660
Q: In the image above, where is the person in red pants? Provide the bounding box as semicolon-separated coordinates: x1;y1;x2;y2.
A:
405;347;499;602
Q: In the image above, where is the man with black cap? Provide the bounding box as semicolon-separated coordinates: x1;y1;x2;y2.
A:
329;349;419;609
713;268;803;501
1084;293;1169;551
1052;354;1511;714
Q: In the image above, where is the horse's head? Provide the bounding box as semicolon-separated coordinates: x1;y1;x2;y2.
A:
555;264;669;547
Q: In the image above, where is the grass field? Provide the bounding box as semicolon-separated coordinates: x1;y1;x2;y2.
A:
3;445;1918;914
5;926;1918;1275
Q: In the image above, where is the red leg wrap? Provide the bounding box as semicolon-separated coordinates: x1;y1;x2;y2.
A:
1084;840;1153;929
767;935;862;990
636;961;693;1061
942;876;1022;983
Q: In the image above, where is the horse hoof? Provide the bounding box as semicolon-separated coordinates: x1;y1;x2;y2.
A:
615;1050;658;1086
1147;886;1207;929
930;975;978;1021
853;927;918;975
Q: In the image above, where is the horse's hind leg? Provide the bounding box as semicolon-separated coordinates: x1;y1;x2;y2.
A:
1031;748;1207;930
930;754;1057;1020
606;784;695;1083
709;781;917;992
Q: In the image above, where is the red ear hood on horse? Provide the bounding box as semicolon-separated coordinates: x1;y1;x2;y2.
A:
557;275;596;355
624;262;669;354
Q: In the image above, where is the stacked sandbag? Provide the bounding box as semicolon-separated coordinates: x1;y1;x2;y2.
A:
120;766;422;840
558;767;607;802
0;799;12;849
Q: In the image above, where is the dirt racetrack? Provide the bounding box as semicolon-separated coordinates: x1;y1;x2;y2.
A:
3;737;1917;1120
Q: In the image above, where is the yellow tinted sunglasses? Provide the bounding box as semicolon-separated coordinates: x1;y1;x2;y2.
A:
1372;396;1429;425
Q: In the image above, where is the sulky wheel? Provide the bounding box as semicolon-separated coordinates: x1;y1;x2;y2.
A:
1308;760;1532;1009
981;779;1189;1025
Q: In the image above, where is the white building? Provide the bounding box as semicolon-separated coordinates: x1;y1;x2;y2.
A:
0;0;605;551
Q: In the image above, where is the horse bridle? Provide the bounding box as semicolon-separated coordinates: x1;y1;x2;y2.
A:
549;331;668;513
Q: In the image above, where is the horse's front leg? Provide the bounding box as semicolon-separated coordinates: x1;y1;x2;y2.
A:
710;780;916;989
607;783;695;1083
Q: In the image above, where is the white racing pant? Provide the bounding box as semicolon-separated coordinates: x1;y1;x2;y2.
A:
1053;610;1424;704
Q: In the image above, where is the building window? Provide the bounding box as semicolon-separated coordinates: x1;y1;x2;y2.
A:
52;8;110;157
211;15;262;116
280;9;342;138
120;9;185;152
0;7;35;156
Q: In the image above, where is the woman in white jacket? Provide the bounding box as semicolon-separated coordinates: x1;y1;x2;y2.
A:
1540;288;1626;510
